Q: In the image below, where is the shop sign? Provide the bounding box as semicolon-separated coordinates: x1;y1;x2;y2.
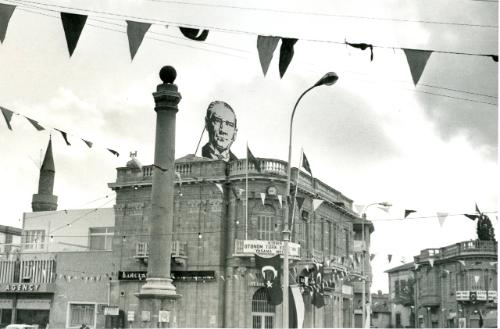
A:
487;291;497;301
0;299;13;308
171;271;216;281
17;299;51;310
118;271;147;281
476;290;487;301
241;240;300;257
104;306;120;316
127;311;135;322
3;283;40;292
456;291;470;301
341;285;353;295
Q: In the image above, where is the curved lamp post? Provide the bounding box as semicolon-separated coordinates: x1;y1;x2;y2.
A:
360;201;391;328
283;72;339;328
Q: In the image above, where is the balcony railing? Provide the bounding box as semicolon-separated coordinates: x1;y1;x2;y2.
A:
0;255;55;284
416;240;497;263
227;158;288;177
134;241;187;260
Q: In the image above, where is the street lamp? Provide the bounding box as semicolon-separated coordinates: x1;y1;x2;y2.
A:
283;72;338;328
361;202;391;328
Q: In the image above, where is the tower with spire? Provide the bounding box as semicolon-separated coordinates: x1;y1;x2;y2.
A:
31;138;58;212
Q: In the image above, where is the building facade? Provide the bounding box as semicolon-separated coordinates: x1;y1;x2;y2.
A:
386;262;415;328
371;291;391;328
387;239;498;328
107;155;372;328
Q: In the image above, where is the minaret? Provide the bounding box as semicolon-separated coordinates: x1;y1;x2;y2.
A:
32;138;58;212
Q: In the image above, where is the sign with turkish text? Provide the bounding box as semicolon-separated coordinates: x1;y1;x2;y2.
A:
104;306;120;316
487;291;497;301
342;285;353;295
241;240;300;257
118;271;147;281
456;291;470;301
476;290;487;301
171;271;216;281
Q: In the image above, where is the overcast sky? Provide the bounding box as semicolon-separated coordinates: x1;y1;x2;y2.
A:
0;0;497;292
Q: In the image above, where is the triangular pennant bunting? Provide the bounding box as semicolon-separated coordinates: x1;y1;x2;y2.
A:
0;106;14;130
404;209;416;218
378;205;390;213
278;38;298;78
260;192;266;206
458;260;466;266
475;203;481;214
82;139;93;148
60;12;87;56
302;151;312;176
0;4;15;43
464;214;479;221
370;254;376;261
295;196;305;210
474;275;480;284
387;254;392;263
257;35;280;76
414;263;419;270
55;128;71;145
277;195;283;208
345;40;374;61
403;48;433;86
215;183;223;193
107;148;119;157
179;27;209;41
312;199;324;211
436;212;448;227
429;258;434;267
126;20;151;60
26;117;45;131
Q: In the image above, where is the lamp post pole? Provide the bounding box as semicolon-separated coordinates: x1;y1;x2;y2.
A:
282;72;338;328
360;202;391;328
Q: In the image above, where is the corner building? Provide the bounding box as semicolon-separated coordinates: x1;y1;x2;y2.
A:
108;155;372;328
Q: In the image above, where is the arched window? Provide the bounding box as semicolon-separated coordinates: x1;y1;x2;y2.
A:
254;205;277;241
252;288;275;329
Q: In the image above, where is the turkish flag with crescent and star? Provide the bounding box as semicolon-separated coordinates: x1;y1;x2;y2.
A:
255;254;283;305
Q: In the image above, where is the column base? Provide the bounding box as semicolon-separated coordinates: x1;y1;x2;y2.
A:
136;278;181;298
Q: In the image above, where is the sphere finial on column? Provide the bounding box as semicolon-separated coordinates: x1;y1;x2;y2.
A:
159;66;177;84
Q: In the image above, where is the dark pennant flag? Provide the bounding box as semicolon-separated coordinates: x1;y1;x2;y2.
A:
247;146;262;172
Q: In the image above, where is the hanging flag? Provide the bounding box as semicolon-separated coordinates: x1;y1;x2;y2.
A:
0;106;13;130
403;48;433;86
345;40;374;61
55;128;71;145
311;265;325;308
257;35;280;76
458;260;466;266
260;192;266;206
312;199;324;211
255;254;282;305
429;259;434;267
404;209;416;218
279;38;298;78
179;27;209;41
290;285;305;329
0;4;15;43
60;12;87;56
247;146;262;172
107;148;120;157
474;275;480;284
302;152;312;176
295;196;305;210
82;138;93;148
25;117;45;131
464;214;479;221
278;195;283;208
437;212;448;227
126;20;151;60
215;183;223;193
387;254;392;263
370;254;376;261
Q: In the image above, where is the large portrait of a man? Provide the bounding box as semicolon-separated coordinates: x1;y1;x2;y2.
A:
202;100;238;161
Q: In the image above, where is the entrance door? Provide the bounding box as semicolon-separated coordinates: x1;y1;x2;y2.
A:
252;288;275;329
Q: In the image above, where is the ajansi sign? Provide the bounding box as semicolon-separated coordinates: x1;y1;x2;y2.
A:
241;240;300;257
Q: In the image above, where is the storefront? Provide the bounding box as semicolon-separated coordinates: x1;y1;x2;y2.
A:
0;283;54;328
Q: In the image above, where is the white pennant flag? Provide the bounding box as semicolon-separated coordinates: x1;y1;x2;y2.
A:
277;195;283;208
215;183;223;193
260;192;266;205
414;263;420;270
355;204;365;215
239;188;245;196
429;258;434;267
313;199;324;211
474;275;480;284
436;212;448;227
458;260;466;266
378;205;390;213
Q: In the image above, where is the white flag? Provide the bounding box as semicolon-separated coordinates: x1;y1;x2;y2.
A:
215;183;223;193
429;259;434;267
260;192;266;205
313;199;324;211
437;212;448;227
355;204;365;215
474;275;480;284
278;195;283;208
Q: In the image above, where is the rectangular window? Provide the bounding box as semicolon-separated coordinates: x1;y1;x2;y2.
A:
344;229;349;255
22;230;45;250
332;224;337;255
323;220;330;256
257;216;274;241
395;280;400;298
69;303;95;327
297;219;306;249
89;227;114;250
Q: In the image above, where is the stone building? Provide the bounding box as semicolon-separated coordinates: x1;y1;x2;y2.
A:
386;262;415;328
387;239;498;328
108;154;372;328
371;291;391;328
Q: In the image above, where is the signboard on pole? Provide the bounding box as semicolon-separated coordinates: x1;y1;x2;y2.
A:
104;306;119;316
456;291;470;301
240;240;300;257
487;291;497;301
476;290;487;301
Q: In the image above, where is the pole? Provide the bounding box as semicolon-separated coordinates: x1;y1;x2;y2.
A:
361;216;366;328
246;143;249;240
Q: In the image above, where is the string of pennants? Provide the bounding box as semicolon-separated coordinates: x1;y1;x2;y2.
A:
0;2;497;83
0;106;120;158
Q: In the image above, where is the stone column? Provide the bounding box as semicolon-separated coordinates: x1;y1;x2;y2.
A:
136;66;181;328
